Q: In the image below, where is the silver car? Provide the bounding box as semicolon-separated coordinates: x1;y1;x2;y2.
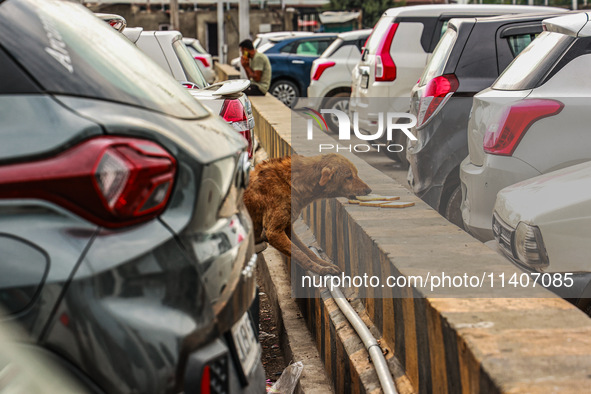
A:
493;161;591;314
460;12;591;241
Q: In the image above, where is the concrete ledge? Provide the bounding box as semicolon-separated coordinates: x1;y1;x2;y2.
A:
215;63;240;81
250;94;591;393
257;247;334;394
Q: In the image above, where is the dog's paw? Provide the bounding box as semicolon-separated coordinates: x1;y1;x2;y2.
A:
315;264;341;276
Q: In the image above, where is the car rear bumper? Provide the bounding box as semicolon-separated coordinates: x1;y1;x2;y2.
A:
460;155;541;242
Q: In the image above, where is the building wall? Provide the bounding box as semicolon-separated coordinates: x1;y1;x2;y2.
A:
87;4;291;62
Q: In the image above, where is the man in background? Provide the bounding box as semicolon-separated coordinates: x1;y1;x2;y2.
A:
239;39;271;96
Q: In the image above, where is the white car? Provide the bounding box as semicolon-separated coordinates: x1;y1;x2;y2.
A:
307;29;372;132
349;4;561;162
183;37;216;84
123;28;256;158
460;12;591;241
493;161;591;314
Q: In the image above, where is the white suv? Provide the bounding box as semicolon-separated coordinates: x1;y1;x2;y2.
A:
350;4;560;162
461;12;591;241
307;29;371;131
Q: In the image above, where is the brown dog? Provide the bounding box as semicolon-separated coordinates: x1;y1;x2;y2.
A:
244;153;371;275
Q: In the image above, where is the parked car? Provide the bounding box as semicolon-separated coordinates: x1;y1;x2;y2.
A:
350;4;562;165
461;11;591;241
307;29;372;132
407;11;567;228
265;33;338;107
183;37;216;84
122;27;256;158
231;31;312;71
493;162;591;315
0;1;264;393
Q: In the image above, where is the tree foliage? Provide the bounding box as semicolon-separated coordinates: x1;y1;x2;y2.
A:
327;0;398;28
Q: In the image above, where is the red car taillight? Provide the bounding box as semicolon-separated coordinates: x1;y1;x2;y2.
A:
416;74;459;127
0;137;176;228
194;55;211;68
311;61;335;81
200;365;211;394
375;23;398;82
483;99;563;156
220;98;253;158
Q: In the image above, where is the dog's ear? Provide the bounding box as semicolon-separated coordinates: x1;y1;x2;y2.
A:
319;167;335;186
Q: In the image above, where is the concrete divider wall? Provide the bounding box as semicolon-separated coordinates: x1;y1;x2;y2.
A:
248;94;591;393
215;63;241;81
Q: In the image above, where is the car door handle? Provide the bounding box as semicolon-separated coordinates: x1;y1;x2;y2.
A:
292;60;305;64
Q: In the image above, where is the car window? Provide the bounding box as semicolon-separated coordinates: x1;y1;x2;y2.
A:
280;41;296;54
493;31;574;91
419;27;457;86
507;33;537;57
295;39;331;56
366;17;393;54
172;39;208;88
0;0;207;119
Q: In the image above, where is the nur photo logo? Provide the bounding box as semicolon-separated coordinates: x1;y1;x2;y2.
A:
301;108;418;154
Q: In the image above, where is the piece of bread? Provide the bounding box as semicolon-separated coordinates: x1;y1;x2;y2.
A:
348;199;360;204
356;194;400;202
359;200;392;207
379;201;415;208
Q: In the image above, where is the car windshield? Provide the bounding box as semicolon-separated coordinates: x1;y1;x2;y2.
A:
0;0;208;119
172;39;208;88
419;27;457;87
366;17;394;54
493;31;574;91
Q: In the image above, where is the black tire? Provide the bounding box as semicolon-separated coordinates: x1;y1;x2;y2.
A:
443;184;464;230
577;298;591;317
270;80;299;108
383;132;410;168
324;92;350;133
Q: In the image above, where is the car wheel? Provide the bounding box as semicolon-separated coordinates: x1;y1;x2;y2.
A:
383;132;409;168
443;184;464;230
270;80;299;108
324;93;350;133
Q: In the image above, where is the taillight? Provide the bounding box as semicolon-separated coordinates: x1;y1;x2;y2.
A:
194;55;211;68
483;99;563;156
182;82;199;89
200;365;211;394
0;137;176;228
375;23;398;82
312;61;335;81
416;74;459;127
220;98;253;158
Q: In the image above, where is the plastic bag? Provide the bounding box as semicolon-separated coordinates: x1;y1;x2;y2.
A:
267;361;304;394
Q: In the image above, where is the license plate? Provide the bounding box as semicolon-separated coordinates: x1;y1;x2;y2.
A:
231;312;260;376
361;74;369;89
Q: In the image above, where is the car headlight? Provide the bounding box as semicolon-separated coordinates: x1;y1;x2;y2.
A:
514;222;549;270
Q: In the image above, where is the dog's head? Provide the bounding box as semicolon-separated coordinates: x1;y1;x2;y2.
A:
316;154;372;199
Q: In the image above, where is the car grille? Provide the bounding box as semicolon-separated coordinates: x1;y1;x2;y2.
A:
492;212;515;258
209;355;229;394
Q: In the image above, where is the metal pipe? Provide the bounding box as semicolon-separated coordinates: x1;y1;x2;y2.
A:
309;246;398;394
